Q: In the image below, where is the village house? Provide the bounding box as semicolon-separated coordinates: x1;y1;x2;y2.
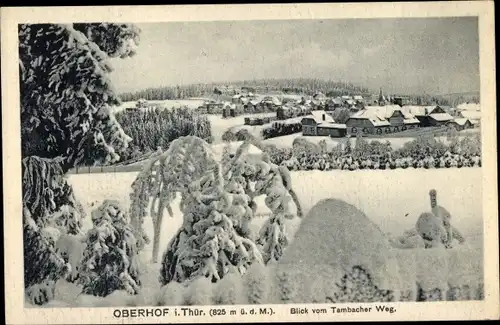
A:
353;95;364;109
457;109;481;126
241;86;256;94
281;94;304;104
276;103;311;120
301;110;347;138
222;103;241;118
203;99;224;114
345;105;421;135
326;97;343;110
313;91;327;101
214;85;241;96
260;95;282;111
446;118;473;131
392;96;409;106
417;105;454;127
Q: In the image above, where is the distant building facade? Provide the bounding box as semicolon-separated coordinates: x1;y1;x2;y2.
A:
446;118;473;131
345;105;421;136
301;110;347;138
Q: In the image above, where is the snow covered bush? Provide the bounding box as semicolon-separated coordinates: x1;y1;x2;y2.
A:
263;144;292;166
275;269;300;303
244;263;272;304
183;277;214;305
222;129;239;142
213;271;246;305
262;122;302;139
78;200;141;297
158;281;186;306
459;132;482;157
292;137;321;157
328;266;395;303
22;157;82;304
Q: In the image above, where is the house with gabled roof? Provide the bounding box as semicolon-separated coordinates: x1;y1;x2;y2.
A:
422;105;454;126
446;118;473;131
458;109;481;126
345;105;421;135
301;110;347;137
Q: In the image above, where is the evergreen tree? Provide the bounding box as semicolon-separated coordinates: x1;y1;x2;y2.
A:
129;136;303;285
19;23;140;170
78;200;141;297
22;156;84;304
20;23;141;304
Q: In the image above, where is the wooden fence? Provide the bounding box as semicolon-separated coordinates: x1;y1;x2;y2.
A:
67;164;143;175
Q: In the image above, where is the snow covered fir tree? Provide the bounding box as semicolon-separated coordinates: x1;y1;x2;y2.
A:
78;200;141;297
128;135;304;285
20;23;141;304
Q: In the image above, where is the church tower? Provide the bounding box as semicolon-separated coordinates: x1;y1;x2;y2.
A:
378;87;385;106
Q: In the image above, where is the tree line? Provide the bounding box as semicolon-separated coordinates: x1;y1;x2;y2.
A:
115;108;213;161
119;78;372;102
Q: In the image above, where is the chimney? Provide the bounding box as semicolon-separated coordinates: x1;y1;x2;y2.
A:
322;114;326;121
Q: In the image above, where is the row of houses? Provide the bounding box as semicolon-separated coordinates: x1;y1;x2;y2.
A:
300;105;480;138
345;105;446;135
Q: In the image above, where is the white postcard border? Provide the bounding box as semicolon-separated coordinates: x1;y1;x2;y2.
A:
2;2;498;324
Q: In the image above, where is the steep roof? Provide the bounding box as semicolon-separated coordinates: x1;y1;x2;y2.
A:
449;118;470;126
282;94;304;101
459;110;481;120
350;105;422;127
329;98;343;105
429;113;454;121
401;105;428;116
303;110;335;124
456;103;480;112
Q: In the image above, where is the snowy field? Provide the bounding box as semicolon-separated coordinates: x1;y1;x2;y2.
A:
206;113;275;144
113;99;206;113
28;167;483;307
69;167;483;263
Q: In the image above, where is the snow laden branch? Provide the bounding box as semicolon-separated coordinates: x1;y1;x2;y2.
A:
221;137;304;264
19;23;140;170
129;137;217;263
129;136;303;285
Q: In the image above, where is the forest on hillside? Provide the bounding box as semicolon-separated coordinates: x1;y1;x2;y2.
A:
402;93;480;107
119;78;372;101
119;78;479;108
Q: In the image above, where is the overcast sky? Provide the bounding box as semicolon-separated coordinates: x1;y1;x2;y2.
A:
109;17;479;95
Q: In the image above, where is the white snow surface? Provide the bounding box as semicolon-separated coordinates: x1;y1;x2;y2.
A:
30;168;482;307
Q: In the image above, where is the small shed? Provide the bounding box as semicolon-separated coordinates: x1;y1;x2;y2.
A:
446;118;473;131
